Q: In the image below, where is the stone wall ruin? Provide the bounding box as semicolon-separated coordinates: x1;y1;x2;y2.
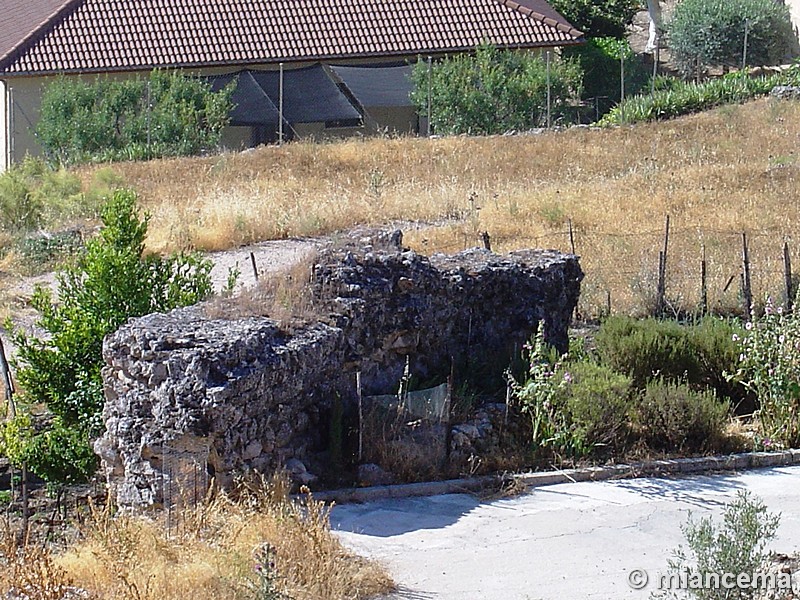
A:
96;232;583;508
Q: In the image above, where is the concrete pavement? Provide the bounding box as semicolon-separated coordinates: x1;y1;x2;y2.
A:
331;466;800;600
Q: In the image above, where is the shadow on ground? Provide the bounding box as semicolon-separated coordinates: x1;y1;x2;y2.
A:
613;471;746;508
331;493;481;537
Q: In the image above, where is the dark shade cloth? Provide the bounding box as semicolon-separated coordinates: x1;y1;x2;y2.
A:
329;64;414;108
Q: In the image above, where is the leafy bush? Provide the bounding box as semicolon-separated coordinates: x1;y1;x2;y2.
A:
0;157;83;232
410;44;583;135
511;333;634;458
688;317;753;413
668;0;796;79
728;297;800;447
599;69;800;126
6;189;213;483
549;0;639;38
654;491;780;600
36;70;233;166
596;316;701;389
563;37;650;107
635;380;730;453
14;230;84;271
555;361;633;455
0;415;99;484
596;316;746;404
0;157;117;237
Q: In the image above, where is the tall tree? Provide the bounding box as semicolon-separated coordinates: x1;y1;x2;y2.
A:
549;0;639;39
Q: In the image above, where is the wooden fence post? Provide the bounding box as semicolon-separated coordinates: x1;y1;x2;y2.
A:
0;339;14;417
250;251;259;282
784;241;793;313
656;215;670;316
742;232;752;318
0;339;27;537
700;244;708;316
568;219;576;255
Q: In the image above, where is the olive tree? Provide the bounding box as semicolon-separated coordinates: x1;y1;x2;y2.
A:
668;0;797;79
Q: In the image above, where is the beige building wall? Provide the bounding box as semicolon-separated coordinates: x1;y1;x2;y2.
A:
4;75;49;166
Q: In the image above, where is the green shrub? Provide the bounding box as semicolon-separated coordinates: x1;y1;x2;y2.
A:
563;37;650;107
0;157;113;236
654;491;780;600
688;317;752;413
555;361;633;455
600;67;800;126
410;44;583;135
7;189;213;483
595;316;745;406
0;160;48;232
668;0;796;79
595;316;701;389
635;380;730;453
14;230;85;273
36;70;233;166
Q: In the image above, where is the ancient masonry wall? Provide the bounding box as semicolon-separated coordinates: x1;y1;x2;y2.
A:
97;235;583;507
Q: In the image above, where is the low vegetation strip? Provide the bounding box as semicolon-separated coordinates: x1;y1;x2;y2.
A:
599;68;800;126
4;98;800;316
55;97;800;316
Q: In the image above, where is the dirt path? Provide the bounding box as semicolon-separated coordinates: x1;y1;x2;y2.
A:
0;237;320;362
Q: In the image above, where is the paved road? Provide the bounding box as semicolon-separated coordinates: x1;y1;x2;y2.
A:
331;466;800;600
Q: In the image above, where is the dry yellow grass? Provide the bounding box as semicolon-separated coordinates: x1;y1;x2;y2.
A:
71;97;800;315
0;477;393;600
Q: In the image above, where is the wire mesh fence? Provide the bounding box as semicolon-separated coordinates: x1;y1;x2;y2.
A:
506;218;800;319
360;379;452;481
160;438;210;535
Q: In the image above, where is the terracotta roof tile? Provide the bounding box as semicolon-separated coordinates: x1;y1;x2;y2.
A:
0;0;74;62
1;0;583;76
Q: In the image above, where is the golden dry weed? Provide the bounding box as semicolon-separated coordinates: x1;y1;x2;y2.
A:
203;252;319;323
1;477;393;600
70;98;800;316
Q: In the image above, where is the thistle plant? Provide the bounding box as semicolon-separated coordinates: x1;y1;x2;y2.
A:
251;543;290;600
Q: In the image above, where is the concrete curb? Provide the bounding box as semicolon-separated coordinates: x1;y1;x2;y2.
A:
312;450;800;504
312;475;499;504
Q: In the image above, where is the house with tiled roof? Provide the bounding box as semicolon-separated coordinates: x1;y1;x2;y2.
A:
0;0;583;169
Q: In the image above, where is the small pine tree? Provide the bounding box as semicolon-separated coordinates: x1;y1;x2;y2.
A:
4;189;213;483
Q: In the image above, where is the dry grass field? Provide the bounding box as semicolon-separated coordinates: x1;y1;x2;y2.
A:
75;96;800;317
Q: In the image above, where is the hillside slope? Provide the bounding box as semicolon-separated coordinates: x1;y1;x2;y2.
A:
79;97;799;314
